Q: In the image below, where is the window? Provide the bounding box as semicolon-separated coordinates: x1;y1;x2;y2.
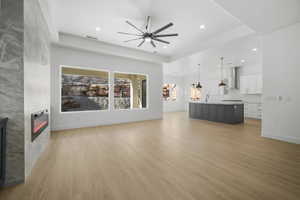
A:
114;73;147;109
61;66;109;112
190;85;201;100
163;84;177;101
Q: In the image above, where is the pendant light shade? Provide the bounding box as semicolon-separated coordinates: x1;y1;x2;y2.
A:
196;82;202;88
219;57;226;87
218;81;226;87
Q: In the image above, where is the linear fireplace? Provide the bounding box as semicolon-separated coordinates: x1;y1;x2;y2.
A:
0;118;8;186
31;110;49;142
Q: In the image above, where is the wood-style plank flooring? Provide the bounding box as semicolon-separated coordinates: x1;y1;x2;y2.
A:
1;112;300;200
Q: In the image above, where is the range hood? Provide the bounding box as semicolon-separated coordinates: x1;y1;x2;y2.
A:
229;66;240;89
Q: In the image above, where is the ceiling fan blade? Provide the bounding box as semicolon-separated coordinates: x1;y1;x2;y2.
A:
154;33;178;37
124;37;143;42
152;38;170;44
118;32;142;36
138;40;145;47
151;40;156;48
126;20;144;34
152;22;173;34
145;16;151;32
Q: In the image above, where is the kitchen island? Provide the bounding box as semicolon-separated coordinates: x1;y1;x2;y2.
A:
189;101;244;124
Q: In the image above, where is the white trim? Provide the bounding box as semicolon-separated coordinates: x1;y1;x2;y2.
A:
59;65;110;113
52;116;163;131
262;132;300;144
130;82;133;109
113;71;149;111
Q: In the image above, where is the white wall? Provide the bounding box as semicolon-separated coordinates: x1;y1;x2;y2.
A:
163;75;185;112
24;0;51;178
51;45;163;131
262;23;300;144
38;0;59;41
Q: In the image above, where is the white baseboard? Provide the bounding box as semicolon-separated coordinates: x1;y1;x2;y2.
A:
163;110;185;113
262;132;300;144
51;117;163;131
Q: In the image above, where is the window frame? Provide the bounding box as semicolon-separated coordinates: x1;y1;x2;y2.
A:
113;71;149;111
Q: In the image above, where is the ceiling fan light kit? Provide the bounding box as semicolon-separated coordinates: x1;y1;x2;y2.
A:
118;16;179;48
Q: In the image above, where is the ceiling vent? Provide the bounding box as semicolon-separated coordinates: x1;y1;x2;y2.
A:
86;35;98;40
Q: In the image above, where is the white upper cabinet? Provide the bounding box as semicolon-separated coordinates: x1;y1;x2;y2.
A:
240;75;262;94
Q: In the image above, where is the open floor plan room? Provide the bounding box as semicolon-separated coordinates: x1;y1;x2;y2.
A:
0;0;300;199
1;113;300;200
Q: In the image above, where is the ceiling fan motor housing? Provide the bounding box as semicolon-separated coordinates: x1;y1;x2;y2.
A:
118;16;179;48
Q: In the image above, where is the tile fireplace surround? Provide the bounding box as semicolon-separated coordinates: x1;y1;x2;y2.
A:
0;0;51;186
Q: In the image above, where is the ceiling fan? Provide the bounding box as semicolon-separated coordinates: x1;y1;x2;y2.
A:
118;16;178;48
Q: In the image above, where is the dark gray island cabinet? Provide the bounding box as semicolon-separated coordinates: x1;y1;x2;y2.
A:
189;102;244;124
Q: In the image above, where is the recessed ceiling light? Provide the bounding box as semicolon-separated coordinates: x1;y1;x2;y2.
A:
96;27;101;31
163;46;168;49
241;59;245;63
252;48;257;52
200;24;206;30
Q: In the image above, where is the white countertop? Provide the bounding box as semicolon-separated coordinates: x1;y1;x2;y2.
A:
189;101;244;105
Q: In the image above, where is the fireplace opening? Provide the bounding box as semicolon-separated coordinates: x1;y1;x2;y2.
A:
0;118;8;187
31;110;49;142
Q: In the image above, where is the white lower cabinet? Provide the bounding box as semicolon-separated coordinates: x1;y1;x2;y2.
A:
244;102;262;119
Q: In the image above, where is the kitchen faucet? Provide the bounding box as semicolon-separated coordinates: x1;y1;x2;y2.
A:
205;94;210;102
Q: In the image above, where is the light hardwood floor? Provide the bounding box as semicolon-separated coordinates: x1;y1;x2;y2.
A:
1;112;300;200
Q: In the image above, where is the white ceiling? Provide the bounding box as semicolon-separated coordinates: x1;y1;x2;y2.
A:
49;0;243;58
214;0;300;33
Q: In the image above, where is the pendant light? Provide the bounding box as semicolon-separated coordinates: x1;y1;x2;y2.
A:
219;57;226;87
196;64;202;88
196;82;202;88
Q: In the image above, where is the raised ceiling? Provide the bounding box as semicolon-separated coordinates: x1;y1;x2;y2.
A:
49;0;243;58
214;0;300;33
